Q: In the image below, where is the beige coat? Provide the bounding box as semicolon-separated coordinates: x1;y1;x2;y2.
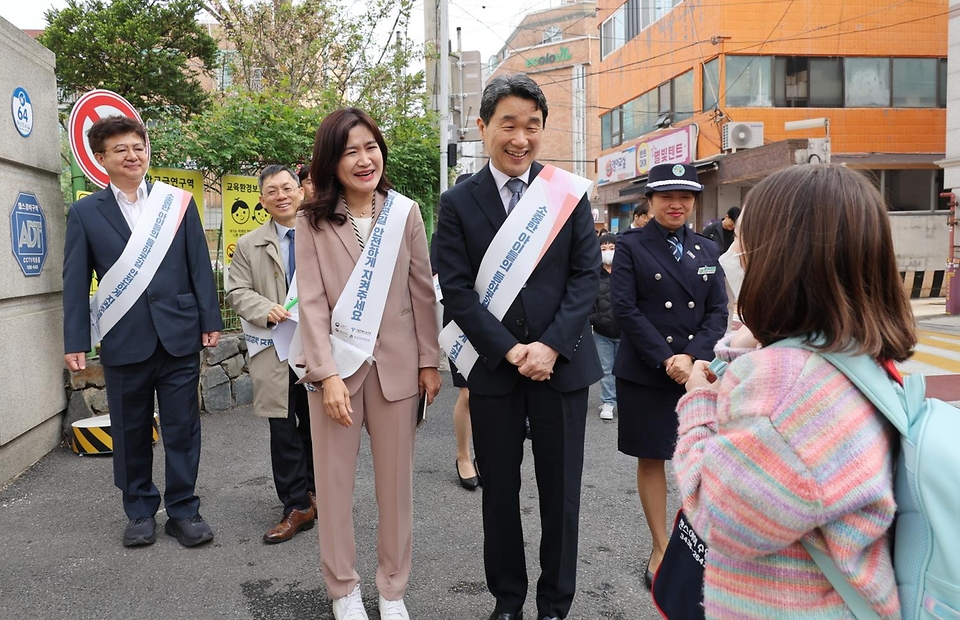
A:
296;193;439;399
224;220;290;418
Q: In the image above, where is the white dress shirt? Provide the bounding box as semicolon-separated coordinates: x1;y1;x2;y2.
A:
489;164;531;213
110;180;149;232
275;221;294;279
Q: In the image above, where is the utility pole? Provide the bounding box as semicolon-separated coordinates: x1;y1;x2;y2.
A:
439;0;450;195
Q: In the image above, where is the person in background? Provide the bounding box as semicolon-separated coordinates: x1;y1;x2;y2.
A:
701;206;740;254
296;107;441;620
297;162;314;201
675;164;910;619
590;233;620;421
225;165;316;545
630;202;651;230
431;172;481;491
611;163;727;590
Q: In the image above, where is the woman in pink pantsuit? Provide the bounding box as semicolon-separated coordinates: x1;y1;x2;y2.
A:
296;108;441;620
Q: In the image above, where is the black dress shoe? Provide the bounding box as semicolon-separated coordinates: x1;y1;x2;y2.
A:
456;460;480;490
644;552;655;590
123;516;157;547
489;612;523;620
165;514;214;547
538;615;561;620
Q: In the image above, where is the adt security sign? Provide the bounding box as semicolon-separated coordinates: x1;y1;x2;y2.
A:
10;192;47;276
11;87;33;138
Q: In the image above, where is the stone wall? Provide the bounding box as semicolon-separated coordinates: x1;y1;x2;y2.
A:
62;333;252;437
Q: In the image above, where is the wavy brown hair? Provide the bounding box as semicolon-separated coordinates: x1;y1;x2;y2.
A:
737;164;915;362
300;107;393;230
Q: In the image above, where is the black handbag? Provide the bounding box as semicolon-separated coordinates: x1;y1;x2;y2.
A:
651;509;707;619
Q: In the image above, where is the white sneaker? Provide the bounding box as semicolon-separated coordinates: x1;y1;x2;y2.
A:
332;584;368;620
599;403;615;420
378;594;410;620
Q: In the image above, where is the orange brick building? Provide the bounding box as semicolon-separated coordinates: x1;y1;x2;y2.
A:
595;0;949;244
486;1;602;215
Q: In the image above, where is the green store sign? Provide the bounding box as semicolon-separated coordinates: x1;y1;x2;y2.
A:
526;47;572;68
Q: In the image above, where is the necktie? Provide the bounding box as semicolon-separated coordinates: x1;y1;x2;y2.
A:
506;177;525;215
286;229;296;284
667;233;682;262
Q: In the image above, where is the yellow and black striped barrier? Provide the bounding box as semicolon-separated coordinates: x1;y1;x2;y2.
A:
71;414;159;455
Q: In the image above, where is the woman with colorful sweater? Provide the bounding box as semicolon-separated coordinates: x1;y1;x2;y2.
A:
674;164;915;619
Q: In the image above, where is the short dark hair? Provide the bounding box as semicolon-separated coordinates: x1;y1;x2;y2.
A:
598;233;618;246
296;161;311;183
87;115;146;154
479;74;548;126
633;202;650;218
258;165;299;192
738;164;915;361
302;107;393;229
726;206;741;221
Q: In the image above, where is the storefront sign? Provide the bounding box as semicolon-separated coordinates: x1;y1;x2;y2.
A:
636;125;697;176
597;145;637;186
526;47;572;68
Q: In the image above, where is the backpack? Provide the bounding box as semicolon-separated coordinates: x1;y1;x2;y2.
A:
773;339;960;620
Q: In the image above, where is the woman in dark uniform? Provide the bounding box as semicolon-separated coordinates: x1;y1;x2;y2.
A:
611;163;728;589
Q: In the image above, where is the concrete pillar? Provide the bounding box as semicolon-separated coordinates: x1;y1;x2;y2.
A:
0;19;67;485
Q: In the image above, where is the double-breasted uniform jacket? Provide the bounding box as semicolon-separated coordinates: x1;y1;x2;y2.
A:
435;162;603;396
62;184;222;364
611;222;728;391
224;219;291;418
296;193;440;399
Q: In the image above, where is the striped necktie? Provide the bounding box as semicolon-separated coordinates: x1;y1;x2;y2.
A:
506;177;524;215
667;233;682;262
286;229;296;284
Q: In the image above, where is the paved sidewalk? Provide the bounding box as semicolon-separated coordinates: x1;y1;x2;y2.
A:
0;380;662;620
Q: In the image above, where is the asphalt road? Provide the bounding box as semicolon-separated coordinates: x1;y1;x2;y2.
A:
0;375;671;620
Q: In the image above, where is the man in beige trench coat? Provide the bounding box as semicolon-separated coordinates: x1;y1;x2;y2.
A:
226;164;316;543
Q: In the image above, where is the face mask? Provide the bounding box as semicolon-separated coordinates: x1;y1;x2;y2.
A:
718;249;745;300
601;250;615;265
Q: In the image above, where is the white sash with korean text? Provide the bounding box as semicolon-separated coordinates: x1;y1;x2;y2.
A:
328;191;414;378
439;165;593;379
240;319;275;358
89;182;191;348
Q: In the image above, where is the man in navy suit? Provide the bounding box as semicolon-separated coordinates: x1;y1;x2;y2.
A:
62;116;223;548
435;74;602;620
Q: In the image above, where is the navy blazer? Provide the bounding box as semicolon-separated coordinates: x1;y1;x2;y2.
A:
435;162;602;396
611;222;728;390
62;185;223;366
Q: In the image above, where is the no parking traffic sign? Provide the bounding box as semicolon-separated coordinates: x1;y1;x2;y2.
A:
68;90;148;189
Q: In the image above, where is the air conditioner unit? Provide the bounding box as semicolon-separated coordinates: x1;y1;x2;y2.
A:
722;122;764;151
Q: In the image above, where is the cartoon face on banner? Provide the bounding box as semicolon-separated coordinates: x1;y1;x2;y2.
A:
222;175;261;265
253;202;270;225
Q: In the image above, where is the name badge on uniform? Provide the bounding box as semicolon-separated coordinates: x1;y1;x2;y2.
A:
698;266;717;275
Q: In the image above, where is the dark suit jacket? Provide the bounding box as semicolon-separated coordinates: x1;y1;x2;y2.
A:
435;162;602;396
62;184;223;366
611;221;727;390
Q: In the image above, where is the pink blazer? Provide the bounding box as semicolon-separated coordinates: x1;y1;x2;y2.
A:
295;192;440;402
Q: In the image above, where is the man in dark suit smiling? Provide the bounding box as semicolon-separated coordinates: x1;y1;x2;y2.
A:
435;74;601;620
62;116;222;548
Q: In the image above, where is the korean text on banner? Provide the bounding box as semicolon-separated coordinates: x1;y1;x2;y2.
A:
147;167;205;225
222;174;263;265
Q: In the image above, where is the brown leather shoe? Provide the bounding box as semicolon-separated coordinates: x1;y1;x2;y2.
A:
263;506;316;544
308;491;317;513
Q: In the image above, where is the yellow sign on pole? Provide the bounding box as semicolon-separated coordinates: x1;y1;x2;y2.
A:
222;174;264;265
146;167;206;225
